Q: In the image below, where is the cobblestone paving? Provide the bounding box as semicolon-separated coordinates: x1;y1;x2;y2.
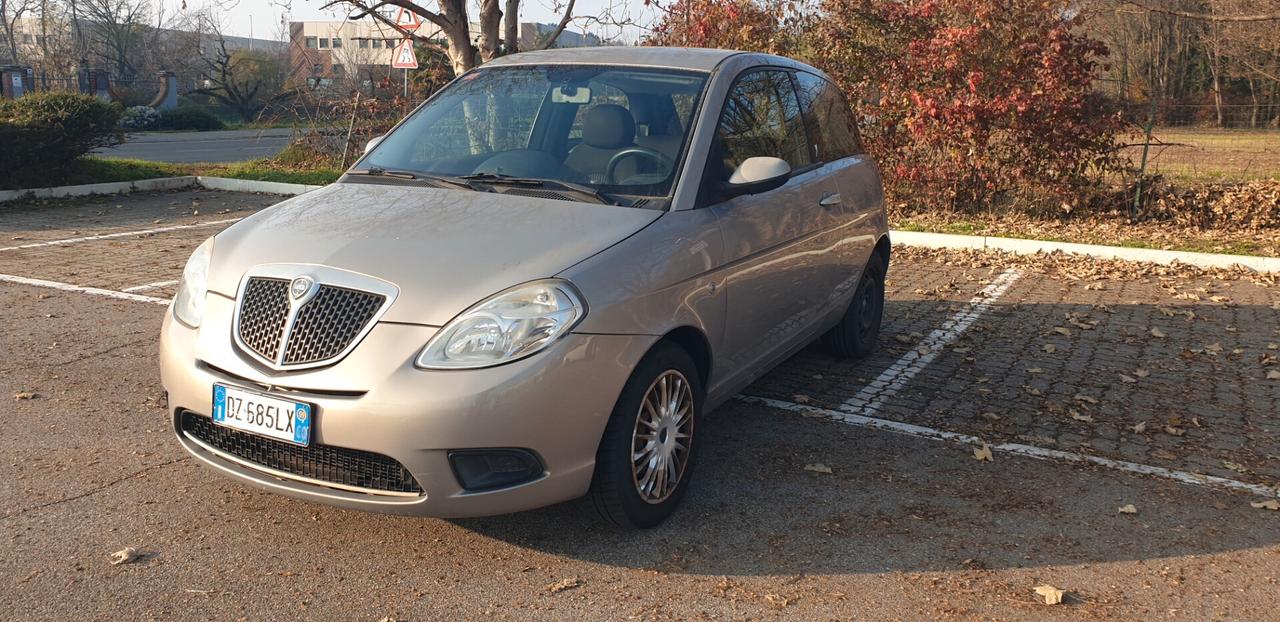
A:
750;250;1280;488
3;190;1278;494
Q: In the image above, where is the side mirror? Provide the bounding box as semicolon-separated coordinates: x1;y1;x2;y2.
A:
722;156;791;198
364;135;385;154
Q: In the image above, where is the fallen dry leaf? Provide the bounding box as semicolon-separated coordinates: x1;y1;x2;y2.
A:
13;391;36;400
764;593;792;608
980;412;1001;422
973;444;993;462
1151;327;1167;338
1069;410;1094;423
546;578;582;594
1135;368;1150;378
1043;344;1057;354
1222;461;1248;473
1023;385;1042;397
1164;426;1186;437
1118;504;1138;514
1130;421;1147;434
804;463;833;474
110;547;140;566
1250;500;1280;511
1119;374;1137;384
792;394;811;404
1034;585;1066;605
1073;394;1098;405
1268;370;1280;380
1052;327;1072;336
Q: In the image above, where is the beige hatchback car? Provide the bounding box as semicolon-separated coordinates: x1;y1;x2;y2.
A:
161;47;889;528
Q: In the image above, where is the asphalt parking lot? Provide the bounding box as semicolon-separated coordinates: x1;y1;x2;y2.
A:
2;190;1278;620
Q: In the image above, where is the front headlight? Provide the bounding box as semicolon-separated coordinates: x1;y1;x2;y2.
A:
416;279;586;369
172;236;213;328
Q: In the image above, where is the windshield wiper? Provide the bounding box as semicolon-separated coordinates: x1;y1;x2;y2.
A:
347;167;475;190
458;173;620;205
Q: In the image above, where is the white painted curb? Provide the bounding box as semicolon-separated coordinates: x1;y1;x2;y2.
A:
891;230;1280;273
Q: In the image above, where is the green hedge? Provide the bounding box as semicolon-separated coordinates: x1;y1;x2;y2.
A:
157;106;225;131
0;92;122;189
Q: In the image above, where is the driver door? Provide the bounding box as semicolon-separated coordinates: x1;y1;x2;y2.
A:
708;69;842;383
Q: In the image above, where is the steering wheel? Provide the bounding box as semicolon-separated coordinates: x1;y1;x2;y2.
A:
606;146;675;185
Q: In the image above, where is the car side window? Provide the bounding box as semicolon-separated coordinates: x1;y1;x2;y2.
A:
714;69;812;181
793;71;864;161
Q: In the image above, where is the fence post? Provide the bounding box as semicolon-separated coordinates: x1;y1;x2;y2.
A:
1130;96;1156;222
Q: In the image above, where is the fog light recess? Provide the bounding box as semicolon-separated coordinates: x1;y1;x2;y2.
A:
448;449;544;492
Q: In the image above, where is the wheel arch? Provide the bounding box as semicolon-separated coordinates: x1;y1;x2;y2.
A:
659;326;713;390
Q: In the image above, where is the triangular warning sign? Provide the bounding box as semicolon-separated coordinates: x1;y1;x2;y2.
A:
391;39;418;69
394;7;422;31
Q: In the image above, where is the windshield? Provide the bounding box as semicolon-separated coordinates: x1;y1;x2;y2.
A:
359;65;709;198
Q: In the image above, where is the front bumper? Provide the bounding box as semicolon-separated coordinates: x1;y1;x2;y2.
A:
160;294;656;517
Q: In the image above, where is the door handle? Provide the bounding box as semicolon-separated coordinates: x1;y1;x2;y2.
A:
819;193;842;207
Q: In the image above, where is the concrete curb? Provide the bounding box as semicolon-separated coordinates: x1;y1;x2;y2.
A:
0;176;199;203
195;176;324;196
891;230;1280;273
0;176;321;204
4;178;1275;272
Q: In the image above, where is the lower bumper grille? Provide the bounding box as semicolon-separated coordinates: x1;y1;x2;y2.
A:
180;411;423;495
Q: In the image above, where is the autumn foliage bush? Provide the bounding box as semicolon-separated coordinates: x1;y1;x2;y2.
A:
648;0;1127;214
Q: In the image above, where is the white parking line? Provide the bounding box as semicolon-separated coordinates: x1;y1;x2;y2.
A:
741;395;1280;499
0;218;242;252
122;279;180;293
841;268;1022;415
0;273;170;305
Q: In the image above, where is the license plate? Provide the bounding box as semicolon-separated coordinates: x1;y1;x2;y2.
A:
212;384;313;446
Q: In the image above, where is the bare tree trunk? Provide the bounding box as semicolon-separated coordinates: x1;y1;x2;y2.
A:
477;0;502;63
503;0;519;54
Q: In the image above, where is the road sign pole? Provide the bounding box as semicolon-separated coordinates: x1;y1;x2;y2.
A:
404;68;408;98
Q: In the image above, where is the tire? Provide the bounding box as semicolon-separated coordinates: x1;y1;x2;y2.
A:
585;341;703;529
822;252;886;359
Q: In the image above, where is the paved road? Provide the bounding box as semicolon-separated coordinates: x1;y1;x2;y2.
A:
93;129;296;163
1;190;1279;620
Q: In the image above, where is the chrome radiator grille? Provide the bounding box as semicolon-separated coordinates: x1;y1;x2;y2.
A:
235;276;386;368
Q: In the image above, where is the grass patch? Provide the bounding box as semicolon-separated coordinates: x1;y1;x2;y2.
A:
202;161;342;186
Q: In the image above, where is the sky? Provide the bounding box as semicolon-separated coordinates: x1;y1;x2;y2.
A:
165;0;658;42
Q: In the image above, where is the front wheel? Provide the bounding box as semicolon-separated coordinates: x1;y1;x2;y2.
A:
822;253;886;359
585;342;702;529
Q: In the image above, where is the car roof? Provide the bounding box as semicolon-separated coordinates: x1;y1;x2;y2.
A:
485;46;745;72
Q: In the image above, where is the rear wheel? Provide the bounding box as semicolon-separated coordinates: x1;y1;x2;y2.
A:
586;342;702;529
822;252;886;359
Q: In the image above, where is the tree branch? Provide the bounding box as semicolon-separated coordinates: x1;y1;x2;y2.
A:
1121;0;1280;23
535;0;576;50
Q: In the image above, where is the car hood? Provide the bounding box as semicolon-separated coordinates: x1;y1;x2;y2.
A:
207;182;662;325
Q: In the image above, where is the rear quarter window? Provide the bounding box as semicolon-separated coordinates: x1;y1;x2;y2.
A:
794;71;865;161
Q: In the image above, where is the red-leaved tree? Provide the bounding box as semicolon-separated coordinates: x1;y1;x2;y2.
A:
808;0;1124;211
647;0;1126;213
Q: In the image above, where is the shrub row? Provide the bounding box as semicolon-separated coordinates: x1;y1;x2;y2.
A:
0;92;122;189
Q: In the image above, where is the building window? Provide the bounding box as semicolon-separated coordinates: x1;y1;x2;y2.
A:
318;38;329;49
358;38;369;49
305;36;317;49
386;39;396;48
372;39;382;49
331;37;342;48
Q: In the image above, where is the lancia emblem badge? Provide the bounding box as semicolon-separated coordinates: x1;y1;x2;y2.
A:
290;276;316;300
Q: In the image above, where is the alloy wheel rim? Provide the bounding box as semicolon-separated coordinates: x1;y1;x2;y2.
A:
631;370;695;504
